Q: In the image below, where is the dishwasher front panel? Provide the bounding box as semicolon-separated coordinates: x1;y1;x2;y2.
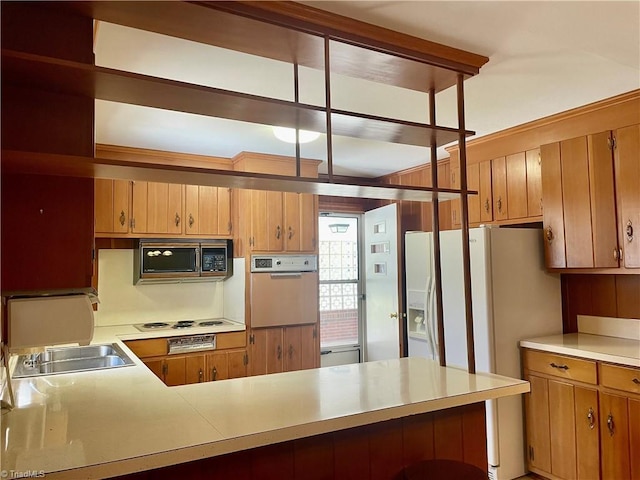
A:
250;272;319;328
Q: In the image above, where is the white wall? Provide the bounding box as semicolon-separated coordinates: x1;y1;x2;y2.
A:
94;249;228;326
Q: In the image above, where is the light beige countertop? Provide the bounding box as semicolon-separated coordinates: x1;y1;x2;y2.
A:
520;333;640;367
92;319;246;342
2;326;529;479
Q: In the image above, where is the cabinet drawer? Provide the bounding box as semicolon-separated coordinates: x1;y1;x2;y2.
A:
523;349;597;384
216;331;246;349
600;363;640;395
125;338;168;358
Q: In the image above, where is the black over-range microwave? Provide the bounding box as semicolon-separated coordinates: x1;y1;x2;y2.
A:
133;239;233;284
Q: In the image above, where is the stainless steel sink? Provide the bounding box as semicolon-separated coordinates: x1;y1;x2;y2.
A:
12;343;135;378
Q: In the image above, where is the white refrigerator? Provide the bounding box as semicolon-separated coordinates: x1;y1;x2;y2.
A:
405;227;562;480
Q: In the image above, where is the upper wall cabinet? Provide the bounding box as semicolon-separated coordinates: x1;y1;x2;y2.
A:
614;124;640;268
541;127;639;270
185;185;232;236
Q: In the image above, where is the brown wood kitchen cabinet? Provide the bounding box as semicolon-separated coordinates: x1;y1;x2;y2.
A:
184;185;232;236
450;159;489;228
233;152;320;254
125;331;247;386
522;348;640;480
526;148;543;217
614;124;640;268
131;181;183;235
540;129;636;270
95;178;131;234
249;325;319;376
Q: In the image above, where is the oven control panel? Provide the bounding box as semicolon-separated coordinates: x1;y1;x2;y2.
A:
251;255;317;272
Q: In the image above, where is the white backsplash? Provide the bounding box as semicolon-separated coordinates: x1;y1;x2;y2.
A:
94;249;238;326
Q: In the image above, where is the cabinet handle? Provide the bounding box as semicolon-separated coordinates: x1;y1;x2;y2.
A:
545;226;554;242
626;220;634;242
497;196;503;213
539;198;543;212
119;210;126;226
188;214;194;228
549;362;569;370
632;378;640;385
211;367;217;381
276;225;281;239
484;198;490;213
587;407;595;430
162;363;168;377
288;226;294;239
607;413;615;436
289;344;294;359
228;221;232;233
613;248;619;260
175;213;180;227
198;368;203;383
277;345;282;360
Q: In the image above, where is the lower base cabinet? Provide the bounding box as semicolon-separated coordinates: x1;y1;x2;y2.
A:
125;332;247;386
249;324;319;376
523;348;640;480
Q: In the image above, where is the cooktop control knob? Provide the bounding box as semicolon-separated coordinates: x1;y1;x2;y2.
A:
276;260;281;266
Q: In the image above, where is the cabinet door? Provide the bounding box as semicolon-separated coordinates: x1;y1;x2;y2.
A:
164;356;186;386
144;359;165;382
600;392;631;480
588;131;619;268
283;325;302;372
185;185;226;235
574;387;599;480
250;328;283;375
250;190;283;251
541;143;567;268
525;375;552;475
526;148;543;217
467;163;480;224
479;160;493;223
95;178;129;234
549;379;577;479
227;350;248;379
131;180;148;233
299;324;319;370
185;354;206;384
184;184;200;234
630;398;640;480
615;124;640;268
218;187;232;236
506;152;528;219
299;194;317;252
284;192;302;251
207;352;229;381
492;156;508;221
561;137;594;268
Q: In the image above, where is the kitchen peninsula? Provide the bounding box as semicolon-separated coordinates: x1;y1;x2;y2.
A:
1;328;528;479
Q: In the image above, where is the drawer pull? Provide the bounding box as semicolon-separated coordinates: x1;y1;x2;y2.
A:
633;378;640;385
587;408;595;430
550;362;569;370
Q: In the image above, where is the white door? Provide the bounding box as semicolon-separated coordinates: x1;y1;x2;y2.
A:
364;204;399;361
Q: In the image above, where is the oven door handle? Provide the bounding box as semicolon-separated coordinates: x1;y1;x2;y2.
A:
269;273;302;278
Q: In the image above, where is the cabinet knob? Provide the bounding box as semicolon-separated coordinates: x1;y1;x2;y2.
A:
497;196;503;213
198;368;203;383
289;344;294;359
613;248;619;260
484;198;490;213
175;213;181;227
626;220;634;242
277;345;282;360
288;226;294;239
119;210;126;226
632;378;640;385
189;214;194;228
587;407;595;430
390;312;398;319
276;225;282;239
212;367;217;381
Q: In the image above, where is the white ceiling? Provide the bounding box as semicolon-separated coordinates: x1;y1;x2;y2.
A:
94;1;640;178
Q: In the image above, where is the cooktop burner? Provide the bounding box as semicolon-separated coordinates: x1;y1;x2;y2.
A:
142;322;170;329
198;320;223;327
172;321;195;329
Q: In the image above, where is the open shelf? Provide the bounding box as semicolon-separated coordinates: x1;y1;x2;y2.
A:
1;149;476;202
2;49;473;148
62;1;487;91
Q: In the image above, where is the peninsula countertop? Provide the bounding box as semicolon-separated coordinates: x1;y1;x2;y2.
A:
2;327;529;479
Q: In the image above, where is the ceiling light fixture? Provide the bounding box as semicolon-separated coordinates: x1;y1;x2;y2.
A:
329;223;350;234
272;126;320;144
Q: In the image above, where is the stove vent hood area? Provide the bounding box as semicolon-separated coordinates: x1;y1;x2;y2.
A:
134;239;233;285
